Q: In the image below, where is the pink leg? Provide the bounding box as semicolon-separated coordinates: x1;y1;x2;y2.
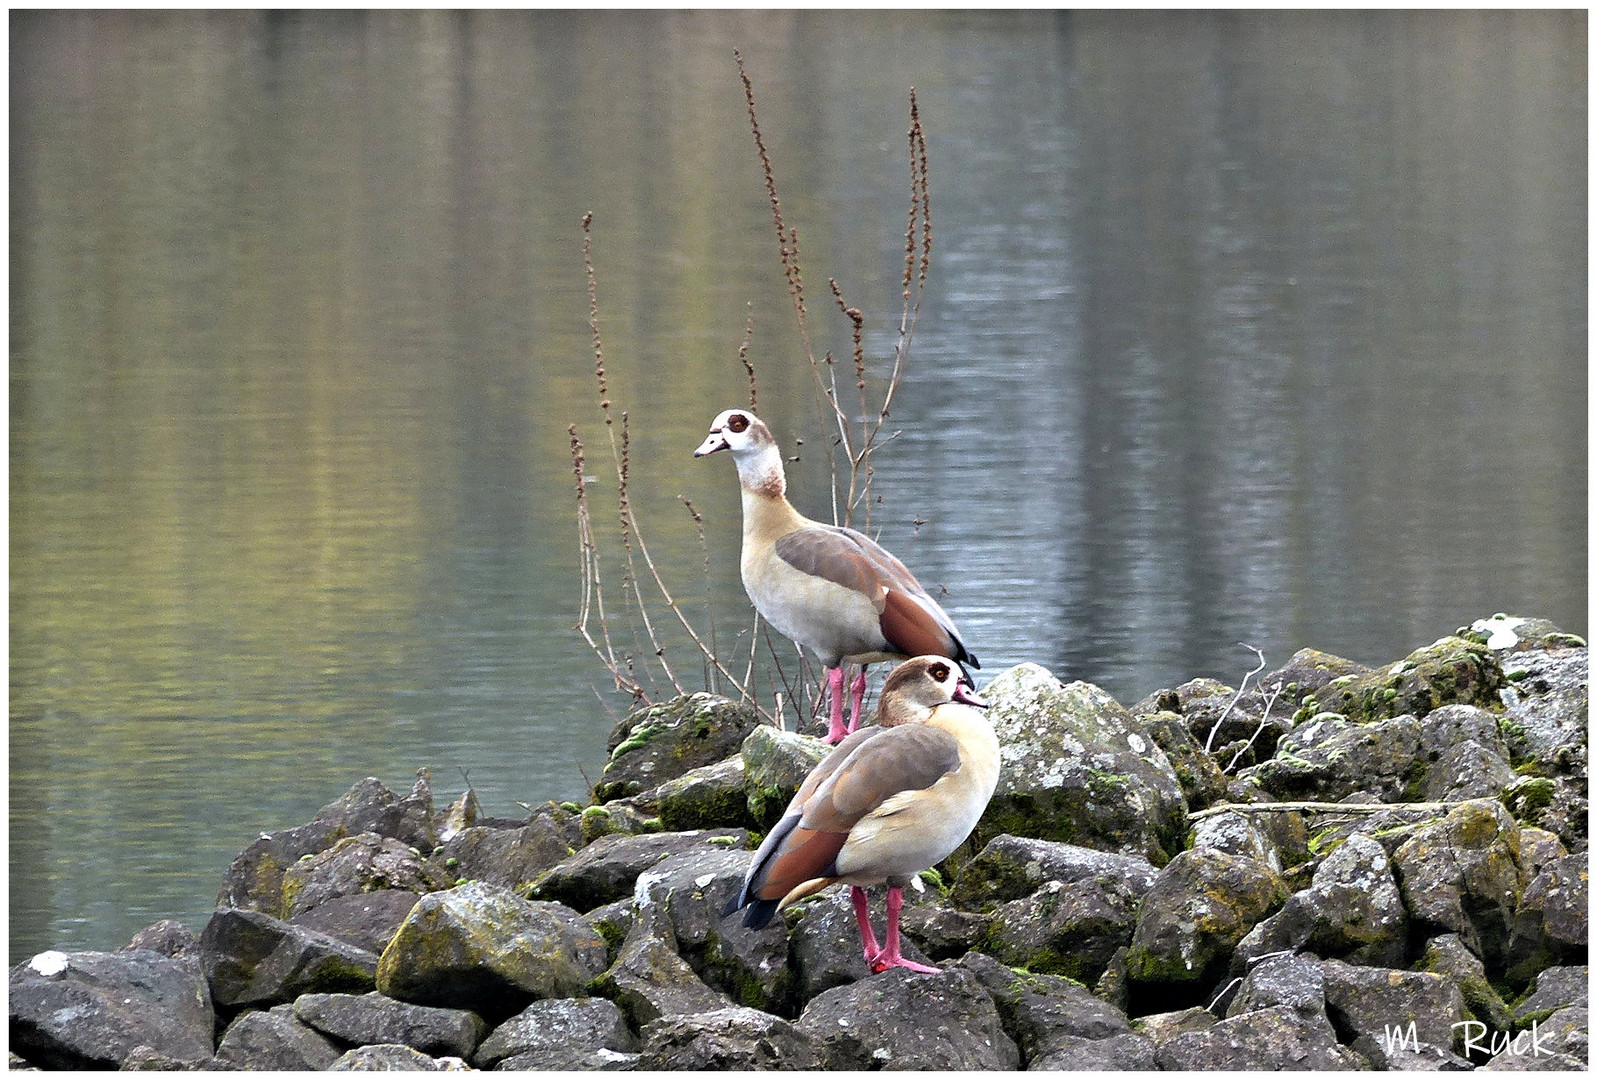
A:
869;886;940;974
846;667;869;735
850;885;882;965
825;666;848;744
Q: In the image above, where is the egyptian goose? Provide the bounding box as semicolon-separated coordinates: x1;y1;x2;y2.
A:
693;408;979;743
721;656;999;973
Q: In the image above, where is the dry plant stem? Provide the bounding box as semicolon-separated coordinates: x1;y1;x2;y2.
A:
737;312;758;411
1204;644;1268;755
1190;800;1470;821
1225;681;1284;774
569;424;643;701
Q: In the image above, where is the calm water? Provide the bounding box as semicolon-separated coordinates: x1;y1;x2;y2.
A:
10;10;1586;962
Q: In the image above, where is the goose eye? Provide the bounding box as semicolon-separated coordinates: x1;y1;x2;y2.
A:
727;413;750;433
930;663;950;682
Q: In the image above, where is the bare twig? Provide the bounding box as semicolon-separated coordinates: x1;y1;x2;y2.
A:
1189;800;1468;821
1224;679;1285;774
1204;644;1268;755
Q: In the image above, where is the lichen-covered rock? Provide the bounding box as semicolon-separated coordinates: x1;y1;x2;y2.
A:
328;1043;471;1070
1126;848;1285;985
652;756;753;832
596;693;760;803
1137;711;1230;810
1320;958;1467;1052
199;907;379;1008
8;949;214;1070
216;777;437;914
971;664;1187;866
1154;1004;1361;1070
1391;800;1526;972
980;874;1142;985
282;833;455;918
288;890;421;956
1226;952;1327;1020
434;814;579;894
1418;934;1514;1034
528;828;748;912
1506;854;1588;985
739;724;831;828
630;846;793;1013
375;881;606;1020
898;896;993;963
1131;677;1291;769
1497;647;1588;765
1234;832;1406;969
1300;635;1507;725
1027;1031;1158;1071
1519;828;1570;878
1350;1033;1474;1071
1249;712;1424;802
1190;809;1284;870
788;888;909;1001
1265;648;1375;706
795;966;1019;1070
1501;773;1588;853
122;920;196;958
473;997;637;1069
949;834;1160;912
494;1046;641;1070
1133;1006;1218;1048
638;1006;821;1070
293;991;487;1059
214;1003;343;1070
1510;966;1588;1026
591;918;732;1029
581;897;637;967
954;951;1132;1065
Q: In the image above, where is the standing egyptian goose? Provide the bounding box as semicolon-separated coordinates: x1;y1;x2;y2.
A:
694;408;979;743
721;656;999;973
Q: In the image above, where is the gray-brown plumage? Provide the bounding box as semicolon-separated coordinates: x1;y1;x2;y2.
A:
722;656;998;973
694;408;978;742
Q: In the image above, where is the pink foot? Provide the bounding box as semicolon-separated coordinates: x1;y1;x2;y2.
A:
850;886;882;965
869;885;939;974
825;667;848;744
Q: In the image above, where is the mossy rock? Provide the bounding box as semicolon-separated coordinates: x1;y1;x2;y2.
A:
594;694;759;804
1294;636;1506;725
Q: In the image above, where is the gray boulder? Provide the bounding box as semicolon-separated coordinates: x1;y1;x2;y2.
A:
595;693;760;803
796;966;1020;1070
739;724;830;828
1511;966;1588;1025
328;1044;471;1070
980;874;1142;985
591;915;732;1028
8;949;214;1070
1027;1032;1158;1071
288;889;419;956
216;776;437;914
1301;635;1507;725
1391;799;1526;971
293;991;487;1058
789;888;902;1001
948;834;1160;911
1133;1006;1219;1048
972;664;1187;866
652;756;753;831
1497;646;1588;764
1506;854;1588;985
1127;848;1285;985
955;951;1132;1065
1350;1033;1475;1071
1250;712;1423;802
1418;934;1514;1034
528;828;749;912
122;920;196;958
1137;711;1231;810
1320;958;1467;1053
199;906;379;1008
493;1046;641;1070
375;881;606;1020
1234;832;1406;969
1226;952;1327;1020
213;1003;343;1070
281;833;454;918
1190;809;1285;870
435;814;579;894
1154;1004;1361;1070
638;1006;821;1070
1519;828;1570;878
474;997;637;1068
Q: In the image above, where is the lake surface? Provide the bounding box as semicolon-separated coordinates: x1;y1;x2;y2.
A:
10;10;1586;962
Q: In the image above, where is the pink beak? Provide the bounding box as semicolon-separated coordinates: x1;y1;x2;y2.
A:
954;678;988;709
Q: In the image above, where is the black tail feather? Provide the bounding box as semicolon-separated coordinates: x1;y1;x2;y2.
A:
739;897;781;930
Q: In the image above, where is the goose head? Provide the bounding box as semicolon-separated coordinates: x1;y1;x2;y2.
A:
877;655;987;727
694;408;775;459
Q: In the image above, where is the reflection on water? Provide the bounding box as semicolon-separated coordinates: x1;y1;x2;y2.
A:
10;10;1585;961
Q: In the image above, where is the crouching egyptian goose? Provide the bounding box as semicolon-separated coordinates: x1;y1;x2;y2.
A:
721;656;999;973
693;408;979;743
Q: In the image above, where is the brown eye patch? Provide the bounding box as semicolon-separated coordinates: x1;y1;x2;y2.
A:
727;413;750;433
929;662;950;682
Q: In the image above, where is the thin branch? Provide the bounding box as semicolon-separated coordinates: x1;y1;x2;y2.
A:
1204;643;1268;755
1224;680;1285;774
1189;800;1469;821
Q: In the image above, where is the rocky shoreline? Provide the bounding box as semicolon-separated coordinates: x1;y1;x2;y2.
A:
10;614;1588;1070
